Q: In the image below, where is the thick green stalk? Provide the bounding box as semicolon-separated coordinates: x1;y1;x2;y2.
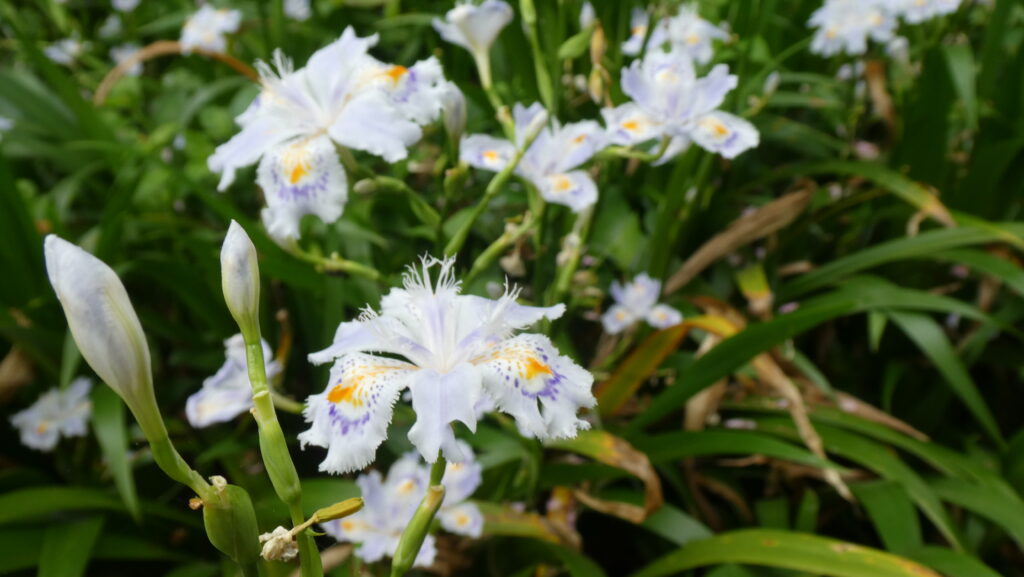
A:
390;456;448;577
242;336;322;577
445;137;540;257
464;207;543;285
147;432;213;500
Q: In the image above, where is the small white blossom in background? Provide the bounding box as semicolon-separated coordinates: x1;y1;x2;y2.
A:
10;378;93;452
886;36;910;64
579;1;596;29
208;28;448;242
180;5;242;54
894;0;962;24
432;0;513;66
186;334;281;428
44;38;86;66
461;102;606;212
99;15;122;39
604;50;759;160
110;43;142;76
622;8;658;57
284;0;311;22
259;526;298;561
0;116;13;140
601;273;682;334
113;0;140;12
301;256;595;474
663;5;729;65
808;0;896;57
322;443;484;566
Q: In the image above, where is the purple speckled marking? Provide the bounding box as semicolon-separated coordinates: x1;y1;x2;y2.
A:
270;160;328;201
328;403;371;436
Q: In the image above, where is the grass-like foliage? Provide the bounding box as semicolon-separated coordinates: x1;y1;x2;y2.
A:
1;0;1023;576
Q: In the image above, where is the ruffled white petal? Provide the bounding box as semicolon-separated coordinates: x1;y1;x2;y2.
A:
433;0;513;57
256;136;349;241
601;304;637;335
407;364;482;463
475;334;595;440
534;170;598;213
460;134;516;172
439;502;484;538
299;354;415;474
646;304;683;329
328;92;423;163
601;103;664;147
689;111;759;159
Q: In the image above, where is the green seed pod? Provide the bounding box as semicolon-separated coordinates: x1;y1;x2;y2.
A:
202;480;261;569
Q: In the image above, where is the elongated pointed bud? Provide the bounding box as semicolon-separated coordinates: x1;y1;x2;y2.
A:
221;221;261;340
442;82;467;144
44;236;160;434
314;497;364;523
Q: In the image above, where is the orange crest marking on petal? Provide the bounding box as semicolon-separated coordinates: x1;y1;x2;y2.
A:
552;176;573;193
384;65;408;84
327;383;363;406
483;150;499;161
622;120;640;131
523;357;552;380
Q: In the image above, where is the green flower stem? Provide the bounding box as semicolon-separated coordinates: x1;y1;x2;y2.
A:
464;207;543;285
445;121;546;256
241;337;322;577
271;391;305;415
547;206;594;306
646;148;703;279
472;53;514;139
146;427;213;500
519;0;556;115
390;456;448;577
283;242;381;280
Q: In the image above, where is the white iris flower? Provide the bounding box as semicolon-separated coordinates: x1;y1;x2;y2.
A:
604;49;758;160
300;256;595;474
208;28;447;241
808;0;896;57
11;378;93;452
322;442;484;566
461;103;605;212
601;273;682;334
112;0;139;12
284;0;312;21
180;5;242;54
433;0;513;80
186;334;281;428
664;5;729;65
110;43;142;76
44;38;86;66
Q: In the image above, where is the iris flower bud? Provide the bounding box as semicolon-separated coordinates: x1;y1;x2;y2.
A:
220;221;261;340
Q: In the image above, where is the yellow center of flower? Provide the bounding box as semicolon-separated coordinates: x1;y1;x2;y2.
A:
341;520;356;531
631;25;647;36
552;176;573;193
455;513;470;526
483;150;499;161
36;422;50;435
573;134;587;144
397;479;417;494
281;145;313;184
687;34;700;45
622;120;640;132
701;117;730;137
